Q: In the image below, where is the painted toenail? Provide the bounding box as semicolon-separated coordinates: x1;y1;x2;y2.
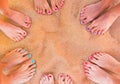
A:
86;27;90;31
84;62;88;64
28;54;31;58
81;21;84;24
31;60;35;63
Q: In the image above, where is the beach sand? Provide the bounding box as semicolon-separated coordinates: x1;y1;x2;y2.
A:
0;0;120;84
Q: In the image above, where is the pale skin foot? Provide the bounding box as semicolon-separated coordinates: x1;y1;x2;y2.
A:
83;61;116;84
0;19;27;42
86;2;120;35
3;9;32;28
89;52;120;74
2;59;36;84
87;9;119;35
39;74;54;84
1;48;31;71
80;0;111;24
34;0;64;15
58;73;73;84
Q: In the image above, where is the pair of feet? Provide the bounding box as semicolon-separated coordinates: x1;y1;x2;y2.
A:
0;0;65;42
0;9;31;42
0;48;36;84
34;0;65;15
83;52;120;84
80;1;119;35
40;73;73;84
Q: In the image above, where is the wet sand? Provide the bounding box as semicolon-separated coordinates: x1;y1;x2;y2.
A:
0;0;120;84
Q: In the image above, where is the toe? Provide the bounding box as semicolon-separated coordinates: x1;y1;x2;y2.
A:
58;73;65;83
20;59;36;71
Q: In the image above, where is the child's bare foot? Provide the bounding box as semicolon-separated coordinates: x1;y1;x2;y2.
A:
1;48;31;70
3;9;31;28
89;52;120;74
39;74;54;84
58;73;73;84
80;1;109;24
87;9;119;35
0;20;27;42
2;59;36;84
34;0;64;15
83;61;115;84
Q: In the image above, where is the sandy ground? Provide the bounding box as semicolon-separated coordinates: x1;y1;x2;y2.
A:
0;0;120;84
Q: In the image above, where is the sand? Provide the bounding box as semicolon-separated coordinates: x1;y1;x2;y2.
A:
0;0;120;84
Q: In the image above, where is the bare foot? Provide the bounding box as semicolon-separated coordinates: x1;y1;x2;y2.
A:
80;1;109;24
34;0;64;15
3;9;31;28
86;9;119;35
39;74;54;84
89;52;120;74
0;20;27;42
34;0;52;15
83;61;114;84
1;48;31;71
50;0;65;12
4;59;36;84
58;73;73;84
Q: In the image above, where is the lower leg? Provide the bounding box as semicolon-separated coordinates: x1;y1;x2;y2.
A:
0;0;9;14
101;0;114;7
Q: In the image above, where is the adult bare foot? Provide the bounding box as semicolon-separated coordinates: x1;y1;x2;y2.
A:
87;9;119;35
34;0;64;15
50;0;64;12
1;48;31;70
3;9;31;28
34;0;52;15
83;61;115;84
89;52;120;74
1;59;36;84
58;73;73;84
0;19;27;42
39;74;54;84
80;1;110;24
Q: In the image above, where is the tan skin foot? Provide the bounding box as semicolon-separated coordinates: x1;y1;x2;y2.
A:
87;10;119;35
3;9;31;28
83;61;114;84
58;73;73;84
80;1;109;24
6;59;36;84
0;20;27;42
89;52;120;74
39;74;54;84
1;48;31;70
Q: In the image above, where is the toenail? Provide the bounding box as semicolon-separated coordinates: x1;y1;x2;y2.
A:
31;60;35;63
28;54;31;58
81;21;85;24
84;62;88;64
86;27;90;31
60;74;63;77
34;64;37;67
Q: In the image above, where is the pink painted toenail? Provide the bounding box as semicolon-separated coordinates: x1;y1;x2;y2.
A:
60;74;63;77
84;62;88;65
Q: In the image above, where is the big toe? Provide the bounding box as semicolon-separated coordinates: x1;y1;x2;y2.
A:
24;16;32;28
